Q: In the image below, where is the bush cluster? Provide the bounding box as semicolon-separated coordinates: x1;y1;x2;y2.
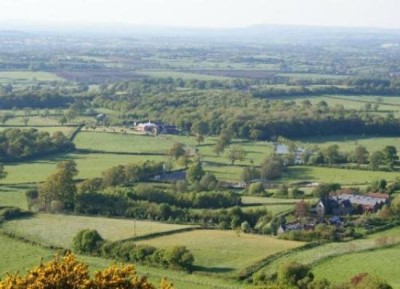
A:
72;229;194;272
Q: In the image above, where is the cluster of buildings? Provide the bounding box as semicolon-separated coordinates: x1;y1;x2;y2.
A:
135;121;179;135
278;191;390;234
316;191;390;217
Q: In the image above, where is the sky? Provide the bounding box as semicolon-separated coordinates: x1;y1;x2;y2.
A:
1;0;400;29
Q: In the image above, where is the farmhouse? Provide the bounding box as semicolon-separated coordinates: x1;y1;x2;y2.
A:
316;193;389;216
274;143;306;164
277;222;303;234
135;121;158;133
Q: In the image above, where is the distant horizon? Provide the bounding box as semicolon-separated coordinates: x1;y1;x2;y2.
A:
1;0;399;30
1;20;400;33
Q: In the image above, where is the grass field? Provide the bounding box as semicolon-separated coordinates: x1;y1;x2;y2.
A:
241;204;294;215
2;152;167;184
256;226;400;280
0;185;32;209
135;230;304;273
0;71;63;83
313;245;400;289
0;234;54;276
282;166;400;184
2;214;196;249
136;69;232;80
4;116;63;126
241;196;299;205
74;132;201;153
0;125;75;135
0;234;241;289
297;135;400;153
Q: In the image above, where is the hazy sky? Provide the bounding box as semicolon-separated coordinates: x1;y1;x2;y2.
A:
2;0;400;29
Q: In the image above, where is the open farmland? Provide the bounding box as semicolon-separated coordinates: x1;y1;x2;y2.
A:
2;214;197;249
297;135;400;153
135;230;304;273
0;125;75;135
74;131;200;153
0;234;54;276
2;152;167;184
0;71;63;83
255;226;400;280
0;234;239;289
312;245;400;289
282;165;400;185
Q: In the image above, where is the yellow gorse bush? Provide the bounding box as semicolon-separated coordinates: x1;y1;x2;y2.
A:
0;253;173;289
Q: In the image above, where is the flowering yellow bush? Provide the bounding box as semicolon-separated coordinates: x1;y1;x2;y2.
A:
0;253;173;289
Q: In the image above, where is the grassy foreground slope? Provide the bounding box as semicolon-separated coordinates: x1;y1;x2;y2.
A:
0;234;240;289
2;214;196;249
312;245;400;289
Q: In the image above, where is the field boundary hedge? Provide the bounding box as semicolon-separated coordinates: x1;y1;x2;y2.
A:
116;226;204;243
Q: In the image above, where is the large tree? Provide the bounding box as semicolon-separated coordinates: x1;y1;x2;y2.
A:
38;160;78;211
353;145;369;166
226;145;247;165
383;145;398;170
260;155;285;180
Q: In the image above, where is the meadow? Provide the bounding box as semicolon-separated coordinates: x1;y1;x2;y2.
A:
2;152;167;184
312;245;400;289
297;134;400;153
135;230;304;274
2;214;197;249
0;70;63;83
0;125;75;135
256;226;400;281
0;234;241;289
282;165;400;185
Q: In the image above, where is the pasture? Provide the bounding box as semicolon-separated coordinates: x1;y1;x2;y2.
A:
135;230;304;273
282;166;400;184
0;125;75;135
2;214;196;249
297;135;400;153
312;245;400;289
136;69;231;80
0;185;31;209
2;152;167;184
0;70;63;83
74;131;200;153
0;234;54;276
256;226;400;279
0;234;239;289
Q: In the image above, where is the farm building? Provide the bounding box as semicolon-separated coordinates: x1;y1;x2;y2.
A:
316;193;389;216
274;143;306;164
135;122;158;133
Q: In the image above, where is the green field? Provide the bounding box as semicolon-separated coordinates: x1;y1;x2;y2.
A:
297;135;400;153
137;69;232;80
0;70;63;83
0;234;54;276
0;234;240;289
74;131;200;153
256;226;400;280
282;166;400;184
2;152;167;184
241;196;299;205
2;214;196;249
313;246;400;289
0;125;75;135
135;230;304;273
242;204;294;215
0;185;31;209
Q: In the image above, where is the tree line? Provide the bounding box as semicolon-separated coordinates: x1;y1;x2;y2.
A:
0;128;74;161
